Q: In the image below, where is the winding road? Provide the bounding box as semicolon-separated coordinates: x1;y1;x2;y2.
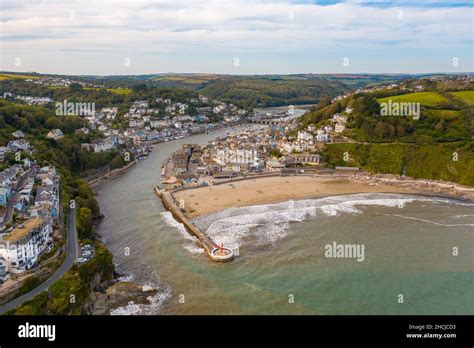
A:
0;207;78;314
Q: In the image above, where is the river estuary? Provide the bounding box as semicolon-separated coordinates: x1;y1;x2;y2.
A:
94;127;474;315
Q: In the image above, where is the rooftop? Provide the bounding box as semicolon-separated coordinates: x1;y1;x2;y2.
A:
3;217;45;243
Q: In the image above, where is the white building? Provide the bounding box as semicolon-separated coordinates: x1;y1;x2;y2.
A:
46;129;64;140
316;130;330;142
92;139;115;153
98;124;108;132
0;256;10;282
297;130;314;143
0;147;9;162
281;142;303;153
214;148;263;172
7;139;30;152
324;125;333;133
129;120;145;128
12;130;25;138
0;217;52;274
335;123;346;133
266;159;285;172
284;153;321;166
75;127;90;135
332;114;347;123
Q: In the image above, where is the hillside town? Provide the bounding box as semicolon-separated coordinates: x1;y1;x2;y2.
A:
2;92;53;106
0;114;64;286
32;76;102;88
67;96;248;161
161;109;354;189
0;159;60;283
0;93;258;287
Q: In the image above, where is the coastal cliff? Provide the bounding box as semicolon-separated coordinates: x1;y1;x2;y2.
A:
4;241;154;315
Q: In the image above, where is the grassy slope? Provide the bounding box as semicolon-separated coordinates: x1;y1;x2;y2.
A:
151;74;223;89
48;86;131;95
377;91;448;107
320;88;474;186
0;73;40;81
422;109;462;118
450;90;474;106
324;142;474;186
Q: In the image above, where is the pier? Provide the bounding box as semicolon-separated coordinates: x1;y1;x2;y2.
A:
154;186;234;262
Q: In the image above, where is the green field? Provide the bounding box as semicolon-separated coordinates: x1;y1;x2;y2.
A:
378;91;448;108
422;109;462;118
152;74;222;85
83;87;132;95
450;90;474;106
0;73;40;80
104;87;131;95
48;86;131;95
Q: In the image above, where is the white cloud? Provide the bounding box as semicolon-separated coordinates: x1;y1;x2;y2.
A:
0;0;472;74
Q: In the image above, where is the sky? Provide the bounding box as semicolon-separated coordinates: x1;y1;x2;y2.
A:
0;0;473;75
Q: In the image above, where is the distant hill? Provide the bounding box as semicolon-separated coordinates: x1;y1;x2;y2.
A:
148;74;417;108
1;71;467;109
195;76;347;109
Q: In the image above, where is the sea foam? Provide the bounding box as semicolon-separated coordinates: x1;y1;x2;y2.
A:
192;193;470;251
160;211;204;254
160;193;472;254
110;281;172;316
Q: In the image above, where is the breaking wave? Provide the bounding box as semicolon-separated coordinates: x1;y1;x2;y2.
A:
190;193;472;252
160;211;204;254
117;274;135;282
110;281;172;316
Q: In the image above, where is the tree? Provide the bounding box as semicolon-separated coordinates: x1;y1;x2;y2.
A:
77;183;93;199
18;118;30;132
316;95;332;110
109;154;126;170
77;207;93;239
45;116;64;130
69;83;83;92
132;84;147;93
269;148;282;158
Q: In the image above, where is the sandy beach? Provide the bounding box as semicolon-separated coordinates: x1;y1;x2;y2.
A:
172;175;470;218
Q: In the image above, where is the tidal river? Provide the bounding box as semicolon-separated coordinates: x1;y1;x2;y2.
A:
94;128;474;315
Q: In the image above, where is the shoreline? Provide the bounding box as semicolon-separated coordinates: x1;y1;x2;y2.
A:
88;160;138;187
173;174;474;219
88;124;252;189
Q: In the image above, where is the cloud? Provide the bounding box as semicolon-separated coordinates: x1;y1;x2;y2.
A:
0;0;472;74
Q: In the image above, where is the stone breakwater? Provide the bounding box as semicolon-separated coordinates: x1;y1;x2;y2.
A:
154;186;234;262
